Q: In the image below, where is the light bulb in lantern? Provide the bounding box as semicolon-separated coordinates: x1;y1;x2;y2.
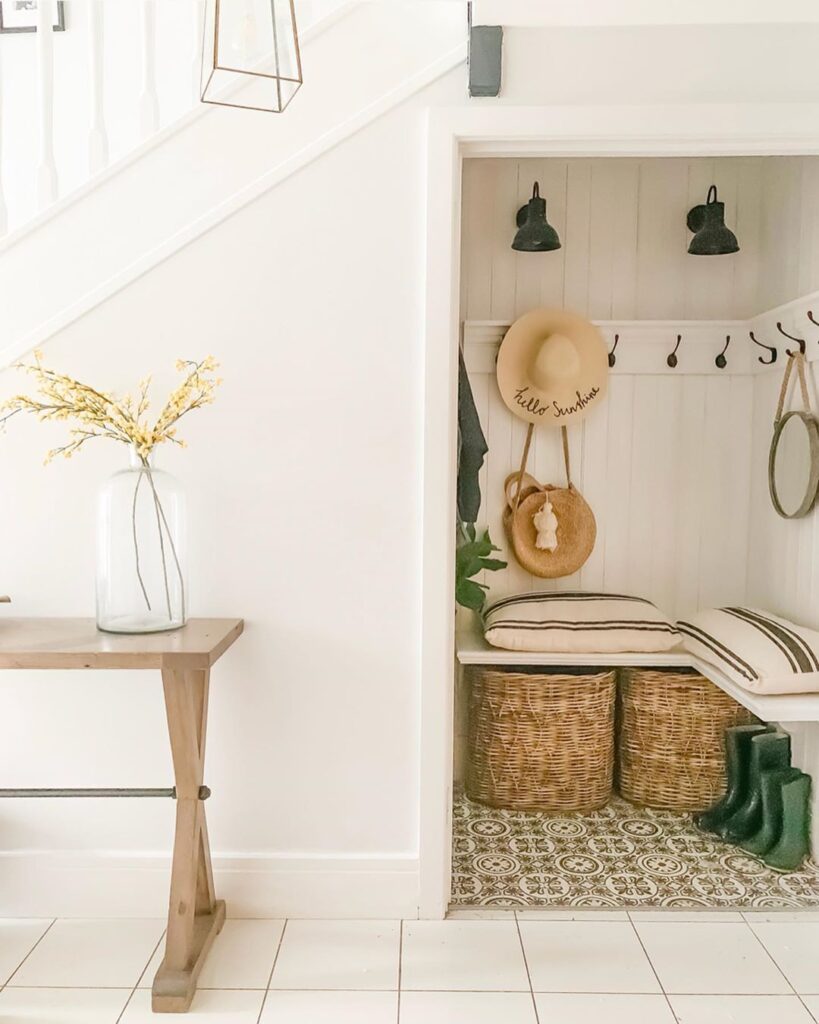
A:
229;1;262;64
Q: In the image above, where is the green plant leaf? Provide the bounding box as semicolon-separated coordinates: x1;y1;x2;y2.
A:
480;558;507;571
456;578;488;610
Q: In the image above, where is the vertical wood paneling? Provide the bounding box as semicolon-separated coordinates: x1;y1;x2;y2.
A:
467;363;755;618
562;159;592;312
462;156;770;325
635;160;689;320
649;377;682;615
489;160;519;321
733;158;763;318
673;377;707;616
601;377;634;596
625;378;659;600
578;401;609;592
609;161;640;320
460;155;819;621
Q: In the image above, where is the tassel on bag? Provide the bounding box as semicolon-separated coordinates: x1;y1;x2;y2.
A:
533;497;558;551
502;424;596;579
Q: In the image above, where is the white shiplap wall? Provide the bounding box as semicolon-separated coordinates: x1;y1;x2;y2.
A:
461;156;819;618
468;362;754;620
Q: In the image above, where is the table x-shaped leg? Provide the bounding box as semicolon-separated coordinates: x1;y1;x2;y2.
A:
152;667;226;1012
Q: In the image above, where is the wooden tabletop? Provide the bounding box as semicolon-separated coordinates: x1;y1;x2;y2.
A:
0;618;244;670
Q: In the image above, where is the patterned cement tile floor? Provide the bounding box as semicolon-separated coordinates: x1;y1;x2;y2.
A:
451;789;819;909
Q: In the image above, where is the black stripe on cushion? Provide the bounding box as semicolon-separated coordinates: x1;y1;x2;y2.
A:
731;608;819;672
489;622;678;633
677;622;758;682
483;593;649;615
724;608;800;672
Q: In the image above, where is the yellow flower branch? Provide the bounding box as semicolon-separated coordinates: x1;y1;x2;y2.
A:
0;352;221;464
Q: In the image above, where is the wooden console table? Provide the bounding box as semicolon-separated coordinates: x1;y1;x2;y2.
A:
0;617;244;1013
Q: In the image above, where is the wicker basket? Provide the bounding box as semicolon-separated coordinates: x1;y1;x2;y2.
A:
466;666;616;813
617;668;756;812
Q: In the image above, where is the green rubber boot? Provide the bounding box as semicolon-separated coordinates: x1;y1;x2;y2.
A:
764;771;812;872
741;767;802;856
696;724;771;834
720;731;791;843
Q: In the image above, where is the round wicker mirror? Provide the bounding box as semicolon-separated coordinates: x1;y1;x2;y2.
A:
768;410;819;519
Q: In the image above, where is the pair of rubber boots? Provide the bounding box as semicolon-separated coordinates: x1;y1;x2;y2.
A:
695;724;812;872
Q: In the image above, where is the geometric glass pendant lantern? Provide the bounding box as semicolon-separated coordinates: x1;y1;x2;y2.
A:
201;0;302;113
686;185;740;255
512;182;562;252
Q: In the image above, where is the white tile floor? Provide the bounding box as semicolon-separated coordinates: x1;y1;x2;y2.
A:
0;913;818;1022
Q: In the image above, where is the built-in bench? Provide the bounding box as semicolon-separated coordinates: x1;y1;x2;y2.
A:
456;628;819;724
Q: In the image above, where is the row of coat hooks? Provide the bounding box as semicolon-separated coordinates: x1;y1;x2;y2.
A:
606;312;819;370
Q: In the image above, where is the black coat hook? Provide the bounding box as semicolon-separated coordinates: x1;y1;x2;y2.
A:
667;334;682;368
776;321;806;356
715;335;730;369
608;333;619;368
808;310;819;332
749;331;777;366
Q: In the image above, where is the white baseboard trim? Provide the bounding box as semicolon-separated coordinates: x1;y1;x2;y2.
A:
0;850;420;919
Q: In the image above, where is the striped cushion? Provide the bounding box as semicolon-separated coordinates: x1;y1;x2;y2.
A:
483;592;681;654
678;607;819;694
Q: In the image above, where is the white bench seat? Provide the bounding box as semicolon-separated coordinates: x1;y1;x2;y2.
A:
456;628;819;723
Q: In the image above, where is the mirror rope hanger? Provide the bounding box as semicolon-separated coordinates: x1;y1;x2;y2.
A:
769;350;819;519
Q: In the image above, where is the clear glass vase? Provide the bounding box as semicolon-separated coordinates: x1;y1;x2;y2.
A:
96;449;187;634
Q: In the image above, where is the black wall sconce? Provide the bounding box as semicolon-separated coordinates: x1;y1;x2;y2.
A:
687;185;739;255
512;182;561;252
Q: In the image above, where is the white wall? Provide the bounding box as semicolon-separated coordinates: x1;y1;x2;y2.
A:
4;9;819;918
0;65;464;917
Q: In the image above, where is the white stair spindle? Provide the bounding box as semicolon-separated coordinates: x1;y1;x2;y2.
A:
192;0;204;103
88;0;109;174
138;0;160;139
0;46;8;238
36;0;59;210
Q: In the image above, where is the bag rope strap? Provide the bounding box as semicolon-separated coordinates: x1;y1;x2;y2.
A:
512;424;572;514
776;352;812;427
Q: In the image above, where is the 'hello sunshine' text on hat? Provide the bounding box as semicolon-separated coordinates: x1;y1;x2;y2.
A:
496;308;609;428
513;384;601;420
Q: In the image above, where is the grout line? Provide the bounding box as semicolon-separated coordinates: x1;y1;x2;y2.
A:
627;913;678;1021
396;919;404;1023
514;911;541;1024
743;915;815;1016
2;918;56;990
256;918;289;1024
115;927;166;1024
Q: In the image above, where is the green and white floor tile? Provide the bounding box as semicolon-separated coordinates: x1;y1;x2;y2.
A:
451;790;819;909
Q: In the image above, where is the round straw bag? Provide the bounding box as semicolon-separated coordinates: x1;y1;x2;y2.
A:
503;425;596;578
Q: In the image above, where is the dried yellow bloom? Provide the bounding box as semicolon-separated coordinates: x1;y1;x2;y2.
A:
0;355;221;463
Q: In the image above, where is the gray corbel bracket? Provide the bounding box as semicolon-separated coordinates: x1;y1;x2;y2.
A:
469;24;503;98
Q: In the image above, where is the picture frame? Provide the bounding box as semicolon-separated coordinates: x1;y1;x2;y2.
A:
0;1;66;34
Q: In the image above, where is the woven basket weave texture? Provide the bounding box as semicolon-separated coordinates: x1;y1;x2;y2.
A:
466;667;616;813
617;668;755;812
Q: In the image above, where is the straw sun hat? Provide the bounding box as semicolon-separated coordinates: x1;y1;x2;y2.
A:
496;307;608;427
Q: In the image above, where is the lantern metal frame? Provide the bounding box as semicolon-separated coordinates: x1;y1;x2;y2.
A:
200;0;303;114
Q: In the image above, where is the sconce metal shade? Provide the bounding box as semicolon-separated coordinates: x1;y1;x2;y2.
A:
512;182;561;252
687;185;739;255
200;0;302;113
